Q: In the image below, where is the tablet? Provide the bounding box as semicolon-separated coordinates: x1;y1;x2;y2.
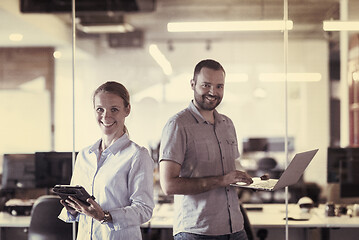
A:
52;185;95;206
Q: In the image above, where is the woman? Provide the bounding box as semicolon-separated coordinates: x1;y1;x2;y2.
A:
58;81;154;240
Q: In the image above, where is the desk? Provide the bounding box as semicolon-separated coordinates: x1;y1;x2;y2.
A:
0;212;30;240
142;203;325;228
0;212;30;228
0;204;358;240
142;203;359;240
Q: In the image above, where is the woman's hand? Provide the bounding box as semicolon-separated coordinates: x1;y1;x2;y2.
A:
65;196;106;222
60;199;78;216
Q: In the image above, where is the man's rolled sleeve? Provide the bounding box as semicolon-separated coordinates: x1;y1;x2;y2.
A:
160;120;186;165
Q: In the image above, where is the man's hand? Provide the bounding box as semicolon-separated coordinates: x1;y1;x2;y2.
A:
222;170;253;186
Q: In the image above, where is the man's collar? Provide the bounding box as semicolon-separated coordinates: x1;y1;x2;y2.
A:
188;100;224;124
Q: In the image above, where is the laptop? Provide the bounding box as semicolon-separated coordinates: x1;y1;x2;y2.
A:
231;149;319;191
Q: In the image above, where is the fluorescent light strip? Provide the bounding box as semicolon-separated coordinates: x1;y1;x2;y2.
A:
149;44;173;76
323;21;359;31
226;73;248;82
76;23;134;33
259;73;322;82
168;20;293;32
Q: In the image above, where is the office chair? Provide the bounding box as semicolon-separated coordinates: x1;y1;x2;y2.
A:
240;204;254;240
240;204;269;240
257;157;277;173
28;195;73;240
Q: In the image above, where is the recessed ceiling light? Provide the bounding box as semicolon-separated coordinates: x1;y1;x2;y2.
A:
53;51;62;59
9;33;23;42
353;71;359;81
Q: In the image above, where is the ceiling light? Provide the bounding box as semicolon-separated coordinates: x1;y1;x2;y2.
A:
9;33;23;41
167;20;293;32
226;73;248;83
253;87;267;99
76;23;134;33
259;73;322;82
53;51;62;59
149;44;173;76
323;21;359;31
353;71;359;81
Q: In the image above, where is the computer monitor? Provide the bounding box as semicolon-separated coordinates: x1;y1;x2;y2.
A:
340;160;359;198
327;147;359;203
1;154;36;189
35;152;76;188
327;147;359;182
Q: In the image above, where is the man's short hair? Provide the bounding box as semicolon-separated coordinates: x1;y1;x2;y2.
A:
192;59;226;83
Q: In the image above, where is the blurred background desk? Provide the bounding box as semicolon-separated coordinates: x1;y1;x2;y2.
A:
141;203;359;240
0;212;30;228
0;212;30;240
0;202;357;240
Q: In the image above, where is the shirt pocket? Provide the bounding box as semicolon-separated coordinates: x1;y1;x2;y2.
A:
195;139;215;162
226;138;239;160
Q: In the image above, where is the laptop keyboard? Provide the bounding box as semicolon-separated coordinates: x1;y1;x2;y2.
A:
251;181;275;189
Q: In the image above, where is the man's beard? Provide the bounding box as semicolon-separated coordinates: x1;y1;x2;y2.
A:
194;93;222;111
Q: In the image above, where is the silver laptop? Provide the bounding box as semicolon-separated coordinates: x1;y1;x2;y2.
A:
231;149;319;191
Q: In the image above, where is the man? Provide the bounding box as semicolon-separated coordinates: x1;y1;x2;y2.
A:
159;59;253;240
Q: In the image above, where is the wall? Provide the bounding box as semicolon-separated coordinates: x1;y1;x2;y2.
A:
52;37;330;190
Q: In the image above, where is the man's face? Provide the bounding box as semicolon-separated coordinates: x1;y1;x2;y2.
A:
191;67;225;111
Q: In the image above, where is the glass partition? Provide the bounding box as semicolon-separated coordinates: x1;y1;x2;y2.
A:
287;0;331;201
2;0;359;239
72;2;288;210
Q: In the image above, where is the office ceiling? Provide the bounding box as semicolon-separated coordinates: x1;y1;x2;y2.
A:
2;0;358;93
60;0;342;41
132;0;340;40
0;0;349;47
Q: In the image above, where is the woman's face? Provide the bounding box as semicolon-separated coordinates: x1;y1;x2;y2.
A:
94;91;130;138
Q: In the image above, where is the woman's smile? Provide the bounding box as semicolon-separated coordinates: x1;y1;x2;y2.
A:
101;121;116;128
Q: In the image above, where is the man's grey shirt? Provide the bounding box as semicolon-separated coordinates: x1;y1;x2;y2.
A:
159;101;244;236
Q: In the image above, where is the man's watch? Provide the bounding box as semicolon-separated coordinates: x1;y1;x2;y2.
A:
100;210;112;224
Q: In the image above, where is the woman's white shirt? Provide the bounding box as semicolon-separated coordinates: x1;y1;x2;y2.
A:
59;134;154;240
